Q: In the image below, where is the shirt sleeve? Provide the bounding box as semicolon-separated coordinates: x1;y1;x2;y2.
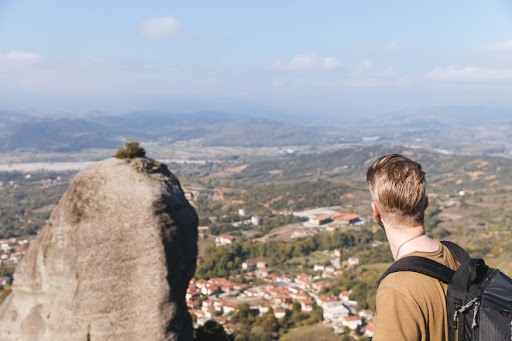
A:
372;286;424;341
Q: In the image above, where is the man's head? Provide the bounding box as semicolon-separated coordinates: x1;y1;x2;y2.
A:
366;154;427;227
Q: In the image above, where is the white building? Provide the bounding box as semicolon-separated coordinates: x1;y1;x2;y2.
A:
341;315;363;330
274;308;286;319
314;264;326;272
251;216;262;225
242;261;255;271
215;235;236;246
323;304;351;321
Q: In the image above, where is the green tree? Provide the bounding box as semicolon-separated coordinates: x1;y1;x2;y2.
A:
231;303;257;325
233;331;250;341
259;308;280;334
195;320;229;341
113;141;146;159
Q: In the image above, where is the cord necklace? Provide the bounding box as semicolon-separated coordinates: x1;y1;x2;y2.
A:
395;233;425;260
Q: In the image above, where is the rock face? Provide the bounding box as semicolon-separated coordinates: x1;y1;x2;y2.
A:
0;158;198;341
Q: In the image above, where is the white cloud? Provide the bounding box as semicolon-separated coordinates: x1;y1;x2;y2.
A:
425;66;512;82
482;40;512;52
2;50;41;64
0;53;231;99
289;77;407;89
354;59;373;73
272;53;341;71
344;68;402;88
345;60;398;87
272;64;403;90
138;16;181;40
374;68;395;78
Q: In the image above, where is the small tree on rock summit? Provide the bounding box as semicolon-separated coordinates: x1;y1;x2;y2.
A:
114;141;146;159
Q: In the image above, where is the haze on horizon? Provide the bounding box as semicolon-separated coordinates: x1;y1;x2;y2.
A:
1;1;512;120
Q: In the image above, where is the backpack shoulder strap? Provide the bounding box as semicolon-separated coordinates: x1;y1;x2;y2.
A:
441;242;489;301
440;240;471;263
378;256;455;286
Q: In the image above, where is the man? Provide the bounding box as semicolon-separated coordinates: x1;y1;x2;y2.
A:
366;154;459;340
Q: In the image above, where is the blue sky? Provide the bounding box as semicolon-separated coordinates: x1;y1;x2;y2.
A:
1;1;512;118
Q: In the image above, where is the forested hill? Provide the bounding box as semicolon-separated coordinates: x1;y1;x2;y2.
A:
232;145;512;192
2;144;512;239
0;111;328;152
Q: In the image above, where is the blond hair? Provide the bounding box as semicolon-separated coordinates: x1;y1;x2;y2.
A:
366;154;427;226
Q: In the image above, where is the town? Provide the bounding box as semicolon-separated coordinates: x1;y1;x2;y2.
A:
186;194;376;339
186;250;375;338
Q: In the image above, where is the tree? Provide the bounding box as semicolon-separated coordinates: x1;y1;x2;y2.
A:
233;331;250;341
231;303;256;325
259;308;280;334
195;320;229;341
113;141;146;159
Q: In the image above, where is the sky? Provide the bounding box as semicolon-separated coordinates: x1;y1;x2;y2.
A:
1;1;512;118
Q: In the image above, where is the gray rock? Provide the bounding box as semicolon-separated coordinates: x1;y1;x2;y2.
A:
0;158;198;341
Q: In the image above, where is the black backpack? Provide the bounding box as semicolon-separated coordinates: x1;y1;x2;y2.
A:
379;241;512;341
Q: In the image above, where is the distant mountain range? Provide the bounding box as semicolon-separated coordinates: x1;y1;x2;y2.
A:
0;109;510;154
0;111;327;152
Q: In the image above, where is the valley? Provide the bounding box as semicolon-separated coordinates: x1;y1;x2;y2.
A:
0;141;510;340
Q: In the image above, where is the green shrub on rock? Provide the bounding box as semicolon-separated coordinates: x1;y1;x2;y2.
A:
114;141;146;159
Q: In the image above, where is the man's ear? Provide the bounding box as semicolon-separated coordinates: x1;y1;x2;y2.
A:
372;202;386;230
371;202;380;219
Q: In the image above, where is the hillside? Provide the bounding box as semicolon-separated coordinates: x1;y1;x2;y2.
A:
0;112;327;152
0;110;510;157
0;118;119;152
232;145;512;191
178;145;512;274
2;145;511;239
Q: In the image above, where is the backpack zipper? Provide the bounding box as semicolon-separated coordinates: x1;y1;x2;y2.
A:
453;304;460;341
453;268;498;341
470;268;498;341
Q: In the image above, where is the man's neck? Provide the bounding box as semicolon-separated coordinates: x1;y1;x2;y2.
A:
383;222;437;260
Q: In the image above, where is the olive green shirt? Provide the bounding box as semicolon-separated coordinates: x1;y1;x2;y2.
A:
373;240;460;341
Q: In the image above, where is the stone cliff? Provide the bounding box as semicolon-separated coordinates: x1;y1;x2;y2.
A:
0;158;198;341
